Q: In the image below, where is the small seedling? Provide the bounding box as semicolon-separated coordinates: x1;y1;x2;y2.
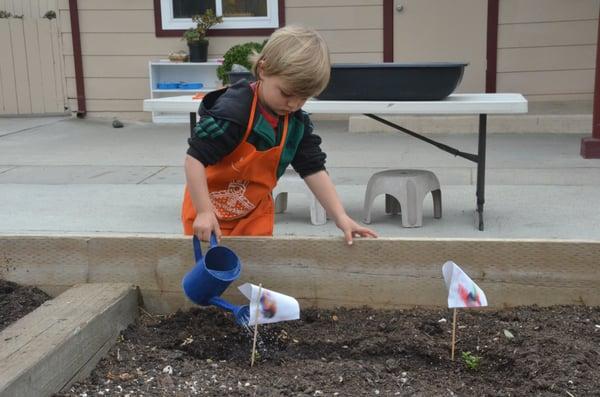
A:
461;351;482;370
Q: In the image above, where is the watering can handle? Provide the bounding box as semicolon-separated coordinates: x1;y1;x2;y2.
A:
192;233;219;262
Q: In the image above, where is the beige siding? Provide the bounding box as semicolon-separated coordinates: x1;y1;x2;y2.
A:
499;0;598;23
64;55;158;78
498;46;596;72
58;0;384;119
57;0;599;119
497;0;599;101
60;10;156;33
287;2;382;62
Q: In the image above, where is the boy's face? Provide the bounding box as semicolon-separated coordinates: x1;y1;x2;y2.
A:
258;70;308;116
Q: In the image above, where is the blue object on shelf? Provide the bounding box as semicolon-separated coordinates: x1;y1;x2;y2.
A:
157;82;179;89
179;82;204;90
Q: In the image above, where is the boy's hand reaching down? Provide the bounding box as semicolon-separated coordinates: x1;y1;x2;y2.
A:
193;210;222;243
335;213;378;245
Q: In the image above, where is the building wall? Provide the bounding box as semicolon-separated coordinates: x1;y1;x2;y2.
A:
58;0;382;120
51;0;600;120
497;0;599;101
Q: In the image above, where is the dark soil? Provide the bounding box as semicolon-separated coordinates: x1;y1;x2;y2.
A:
56;305;600;396
0;279;51;332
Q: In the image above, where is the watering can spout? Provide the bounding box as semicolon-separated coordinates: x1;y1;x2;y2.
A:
209;296;250;325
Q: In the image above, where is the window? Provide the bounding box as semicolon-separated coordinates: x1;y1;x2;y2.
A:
157;0;281;33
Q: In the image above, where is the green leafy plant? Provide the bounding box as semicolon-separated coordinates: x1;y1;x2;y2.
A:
461;351;482;370
182;9;223;44
216;41;266;84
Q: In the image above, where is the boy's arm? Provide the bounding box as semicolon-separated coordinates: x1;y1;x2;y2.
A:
303;170;377;244
184;154;221;241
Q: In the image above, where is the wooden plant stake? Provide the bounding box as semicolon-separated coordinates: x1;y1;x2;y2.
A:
250;283;263;367
451;308;457;361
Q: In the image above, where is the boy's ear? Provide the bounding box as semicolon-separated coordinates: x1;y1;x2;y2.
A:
256;60;264;79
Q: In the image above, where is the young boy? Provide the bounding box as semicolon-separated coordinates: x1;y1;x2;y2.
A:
182;25;377;245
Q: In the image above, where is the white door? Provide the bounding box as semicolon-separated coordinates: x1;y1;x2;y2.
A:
393;0;487;93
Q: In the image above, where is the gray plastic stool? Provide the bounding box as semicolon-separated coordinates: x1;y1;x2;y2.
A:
363;169;442;227
273;171;326;225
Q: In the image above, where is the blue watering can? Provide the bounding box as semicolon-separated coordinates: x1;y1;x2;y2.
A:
182;234;249;325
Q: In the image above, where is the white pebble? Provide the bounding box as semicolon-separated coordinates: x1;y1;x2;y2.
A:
438;318;447;323
400;378;407;384
401;371;407;377
374;390;380;395
245;382;250;387
162;365;173;375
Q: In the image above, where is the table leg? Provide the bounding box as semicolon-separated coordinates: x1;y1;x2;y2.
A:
189;112;197;138
476;114;487;231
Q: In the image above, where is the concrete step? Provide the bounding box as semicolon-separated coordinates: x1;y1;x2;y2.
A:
0;283;138;397
349;113;592;134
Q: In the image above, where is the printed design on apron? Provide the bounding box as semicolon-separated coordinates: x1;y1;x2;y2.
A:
209;180;256;220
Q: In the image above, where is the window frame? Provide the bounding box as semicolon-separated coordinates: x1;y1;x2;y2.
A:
154;0;285;37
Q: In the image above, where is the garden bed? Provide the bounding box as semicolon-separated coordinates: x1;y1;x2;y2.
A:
0;279;50;332
58;304;600;396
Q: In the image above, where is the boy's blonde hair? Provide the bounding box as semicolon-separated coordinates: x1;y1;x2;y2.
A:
251;25;330;98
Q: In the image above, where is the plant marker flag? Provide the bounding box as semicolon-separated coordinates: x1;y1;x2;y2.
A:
441;261;488;360
238;283;300;326
442;261;488;308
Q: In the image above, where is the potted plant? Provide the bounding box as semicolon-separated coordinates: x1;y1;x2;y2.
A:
216;41;266;84
182;9;223;63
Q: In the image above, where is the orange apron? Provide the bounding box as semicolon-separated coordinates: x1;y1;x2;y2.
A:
182;85;289;236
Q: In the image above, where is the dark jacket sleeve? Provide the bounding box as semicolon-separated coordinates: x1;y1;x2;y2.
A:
186;115;244;166
291;112;327;178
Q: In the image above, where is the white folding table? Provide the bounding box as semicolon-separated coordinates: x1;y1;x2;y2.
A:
144;93;528;230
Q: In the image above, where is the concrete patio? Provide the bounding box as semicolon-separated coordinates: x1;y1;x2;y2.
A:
0;114;599;241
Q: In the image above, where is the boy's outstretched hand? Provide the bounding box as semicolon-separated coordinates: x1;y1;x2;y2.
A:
335;213;378;245
193;210;222;243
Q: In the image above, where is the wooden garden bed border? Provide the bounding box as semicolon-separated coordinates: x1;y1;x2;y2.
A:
1;234;598;313
0;283;139;396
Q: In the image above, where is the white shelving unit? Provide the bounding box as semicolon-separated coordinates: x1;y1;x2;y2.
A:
148;60;222;123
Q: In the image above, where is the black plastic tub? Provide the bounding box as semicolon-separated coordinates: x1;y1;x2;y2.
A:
317;63;467;101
